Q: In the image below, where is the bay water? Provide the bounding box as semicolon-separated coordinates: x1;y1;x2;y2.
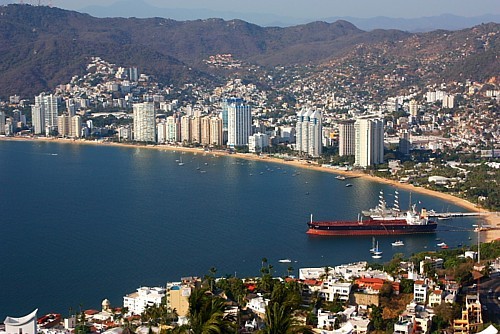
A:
0;140;479;318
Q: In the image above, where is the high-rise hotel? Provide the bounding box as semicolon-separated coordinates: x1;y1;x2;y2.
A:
227;99;252;148
31;93;58;135
295;108;322;158
354;115;384;167
338;120;356;157
133;102;156;142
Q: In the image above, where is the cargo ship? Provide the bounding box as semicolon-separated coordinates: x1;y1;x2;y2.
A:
306;190;437;236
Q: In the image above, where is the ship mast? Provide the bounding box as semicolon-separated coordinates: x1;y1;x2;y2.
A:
393;190;400;212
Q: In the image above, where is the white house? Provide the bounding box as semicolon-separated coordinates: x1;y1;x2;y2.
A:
321;280;352;302
414;280;428;304
246;295;269;316
123;287;165;315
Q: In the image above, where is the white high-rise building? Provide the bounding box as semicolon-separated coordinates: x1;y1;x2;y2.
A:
133;102;156;142
249;133;269;153
338;120;355;156
32;93;58;135
166;116;180;143
409;99;419;117
44;94;58;135
31;104;45;135
295;108;322;158
227;100;252;148
71;115;82;138
354;115;384;167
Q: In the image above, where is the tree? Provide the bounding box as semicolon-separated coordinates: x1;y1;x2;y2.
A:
178;287;236;334
258;302;313;334
369;305;385;331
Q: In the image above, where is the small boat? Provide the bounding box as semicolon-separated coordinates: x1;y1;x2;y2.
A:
279;259;291;263
178;157;185;166
345;183;353;187
371;241;382;258
37;313;61;329
437;242;446;247
336;175;346;180
440;243;449;249
391;240;404;246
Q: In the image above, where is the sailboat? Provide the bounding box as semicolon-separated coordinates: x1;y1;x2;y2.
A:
369;237;377;253
371;241;383;258
178;157;185;166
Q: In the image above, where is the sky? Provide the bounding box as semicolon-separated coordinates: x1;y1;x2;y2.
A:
38;0;500;19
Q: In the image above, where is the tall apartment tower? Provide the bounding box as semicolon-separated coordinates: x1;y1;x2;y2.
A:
71;115;82;138
200;116;211;146
166;116;180;143
133;102;156;142
354;116;384;167
409;100;419;117
338;120;355;156
0;111;6;135
129;67;139;82
44;94;58;135
57;114;71;137
227;99;252;148
209;117;223;146
191;116;202;144
221;98;243;131
32;93;58;135
295;108;322;158
180;115;191;143
399;129;410;155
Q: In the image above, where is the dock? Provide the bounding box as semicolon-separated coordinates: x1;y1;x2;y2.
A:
428;212;482;218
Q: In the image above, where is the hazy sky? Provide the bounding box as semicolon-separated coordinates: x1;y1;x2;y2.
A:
47;0;500;18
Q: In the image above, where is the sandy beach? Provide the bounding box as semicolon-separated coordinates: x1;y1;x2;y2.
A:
3;136;499;242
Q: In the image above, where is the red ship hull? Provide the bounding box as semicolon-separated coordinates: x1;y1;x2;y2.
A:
307;219;437;236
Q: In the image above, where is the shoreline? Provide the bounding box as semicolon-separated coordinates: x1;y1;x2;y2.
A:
3;135;499;242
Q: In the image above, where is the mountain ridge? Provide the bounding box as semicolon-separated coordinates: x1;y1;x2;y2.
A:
0;5;498;98
78;1;500;31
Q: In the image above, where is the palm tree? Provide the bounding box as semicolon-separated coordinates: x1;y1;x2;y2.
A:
205;266;217;293
175;287;236;334
319;266;331;280
258;303;313;334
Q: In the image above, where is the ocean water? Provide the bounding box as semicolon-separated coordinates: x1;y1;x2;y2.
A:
0;140;480;319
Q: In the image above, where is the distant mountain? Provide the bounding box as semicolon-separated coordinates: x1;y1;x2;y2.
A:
80;0;499;31
0;5;498;98
324;14;500;32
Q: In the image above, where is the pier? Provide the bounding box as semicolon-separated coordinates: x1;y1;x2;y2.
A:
428;212;483;218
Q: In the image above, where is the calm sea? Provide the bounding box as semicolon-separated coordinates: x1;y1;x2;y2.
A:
0;140;480;319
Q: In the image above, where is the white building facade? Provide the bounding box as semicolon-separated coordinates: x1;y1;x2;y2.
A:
354;115;384;167
123;287;166;315
3;309;38;334
249;133;269;153
295;108;322;157
227;100;252;148
133;102;156;142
